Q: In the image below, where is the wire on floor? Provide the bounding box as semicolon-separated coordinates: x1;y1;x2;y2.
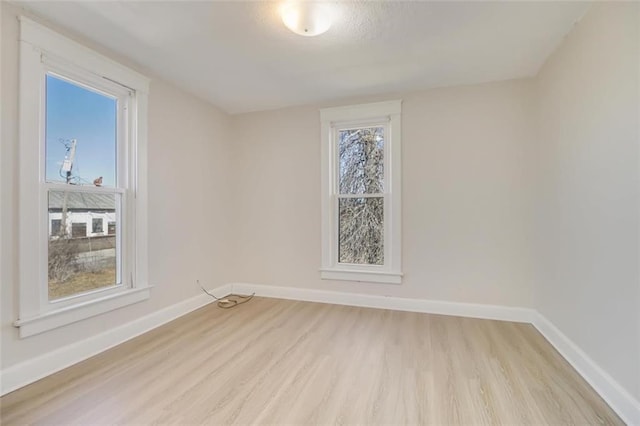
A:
198;280;255;309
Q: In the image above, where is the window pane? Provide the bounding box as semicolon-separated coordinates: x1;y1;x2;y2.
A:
71;222;87;238
339;127;384;194
339;197;383;265
45;74;117;188
92;218;104;234
51;219;61;235
48;190;119;300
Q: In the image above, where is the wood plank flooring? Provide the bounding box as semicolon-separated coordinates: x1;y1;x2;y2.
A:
1;297;623;425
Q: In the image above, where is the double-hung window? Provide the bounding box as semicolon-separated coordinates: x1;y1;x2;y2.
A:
16;17;150;337
320;101;402;284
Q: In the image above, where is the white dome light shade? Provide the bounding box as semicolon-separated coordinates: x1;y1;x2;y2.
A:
281;2;332;37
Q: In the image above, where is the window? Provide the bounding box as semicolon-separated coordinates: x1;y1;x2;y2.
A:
50;219;61;236
16;17;150;337
92;218;104;234
320;101;402;284
71;223;87;238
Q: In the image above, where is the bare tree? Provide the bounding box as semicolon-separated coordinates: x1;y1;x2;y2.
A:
48;238;78;282
338;127;384;265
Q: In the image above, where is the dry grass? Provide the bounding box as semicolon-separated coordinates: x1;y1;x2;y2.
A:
49;268;117;300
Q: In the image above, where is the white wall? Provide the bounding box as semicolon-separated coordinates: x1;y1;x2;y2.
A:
535;2;640;401
230;79;536;307
0;3;234;370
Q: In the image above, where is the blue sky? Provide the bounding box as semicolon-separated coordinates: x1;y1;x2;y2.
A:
45;74;117;187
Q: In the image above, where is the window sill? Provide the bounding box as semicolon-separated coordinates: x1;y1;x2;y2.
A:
13;286;152;338
320;269;403;284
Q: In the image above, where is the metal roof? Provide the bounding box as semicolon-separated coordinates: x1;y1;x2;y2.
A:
48;191;115;211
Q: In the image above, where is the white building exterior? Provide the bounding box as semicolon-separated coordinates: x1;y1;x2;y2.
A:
48;211;116;238
47;192;116;238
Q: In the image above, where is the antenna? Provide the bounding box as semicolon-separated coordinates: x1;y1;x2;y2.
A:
59;139;77;237
60;139;77;184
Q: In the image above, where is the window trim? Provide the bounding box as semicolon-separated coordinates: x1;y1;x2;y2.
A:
16;17;150;337
319;100;403;284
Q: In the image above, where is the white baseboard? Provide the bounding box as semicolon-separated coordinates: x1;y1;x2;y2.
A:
232;282;639;425
0;284;232;396
231;282;536;323
532;313;640;426
3;281;638;426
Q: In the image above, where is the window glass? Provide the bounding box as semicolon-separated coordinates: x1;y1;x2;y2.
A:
338;197;384;265
337;126;385;265
48;190;118;300
45;74;117;188
339;127;384;194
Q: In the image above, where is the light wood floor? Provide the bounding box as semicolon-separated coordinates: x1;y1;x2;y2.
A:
1;297;622;425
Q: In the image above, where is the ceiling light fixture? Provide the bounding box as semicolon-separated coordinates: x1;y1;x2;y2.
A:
281;2;332;37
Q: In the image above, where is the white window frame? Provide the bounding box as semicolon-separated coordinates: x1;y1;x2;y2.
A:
320;100;403;284
15;17;151;337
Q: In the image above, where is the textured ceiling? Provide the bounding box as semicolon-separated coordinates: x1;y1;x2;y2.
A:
15;1;591;114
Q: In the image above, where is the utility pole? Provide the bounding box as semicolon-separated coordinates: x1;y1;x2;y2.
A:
60;139;77;237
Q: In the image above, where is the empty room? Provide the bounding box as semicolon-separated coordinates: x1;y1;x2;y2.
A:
1;0;639;424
